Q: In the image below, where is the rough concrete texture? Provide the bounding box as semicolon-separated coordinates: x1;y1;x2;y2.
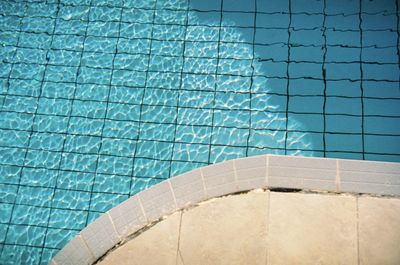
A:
358;196;400;265
179;191;269;265
268;192;358;264
97;191;400;265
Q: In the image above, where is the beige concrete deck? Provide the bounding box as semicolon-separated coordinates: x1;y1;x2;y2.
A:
97;190;400;265
51;155;400;265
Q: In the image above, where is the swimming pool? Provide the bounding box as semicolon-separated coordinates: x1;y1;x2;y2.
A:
0;0;399;264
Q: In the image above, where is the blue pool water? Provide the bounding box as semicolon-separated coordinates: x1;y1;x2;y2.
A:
0;0;399;263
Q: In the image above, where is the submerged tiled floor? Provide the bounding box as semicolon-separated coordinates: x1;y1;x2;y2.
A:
0;0;399;264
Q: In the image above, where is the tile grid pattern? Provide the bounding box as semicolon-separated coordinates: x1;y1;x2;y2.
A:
52;154;400;265
0;0;399;264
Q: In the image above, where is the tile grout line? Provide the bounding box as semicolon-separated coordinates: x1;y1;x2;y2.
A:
168;180;178;209
359;0;365;160
245;0;257;157
336;159;341;192
106;212;120;240
167;0;190;180
322;0;327;158
78;234;96;262
127;0;159;197
206;0;224;165
199;168;208;199
137;195;148;223
283;0;292;155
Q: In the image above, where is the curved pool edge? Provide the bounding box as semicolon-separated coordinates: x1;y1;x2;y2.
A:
49;154;400;265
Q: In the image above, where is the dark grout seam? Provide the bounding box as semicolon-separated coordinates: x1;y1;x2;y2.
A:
175;211;183;265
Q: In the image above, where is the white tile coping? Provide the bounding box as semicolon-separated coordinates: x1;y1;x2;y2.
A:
50;155;400;265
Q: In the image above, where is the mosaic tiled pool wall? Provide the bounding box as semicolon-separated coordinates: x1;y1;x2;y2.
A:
0;0;399;264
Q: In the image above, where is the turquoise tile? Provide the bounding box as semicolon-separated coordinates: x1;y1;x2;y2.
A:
179;90;213;109
0;129;30;148
44;229;77;249
45;65;78;83
3;96;37;114
139;123;175;141
42;82;75;99
0;166;21;185
249;129;286;149
133;158;170;178
21;168;58;188
47;50;81;66
173;143;209;163
21;17;54;34
19;32;52;49
107;103;140;121
141;105;177;123
212;127;249;147
84;36;117;52
33;115;69;134
75;84;110;101
93;174;131;194
135;140;173;160
64;135;101;154
56;171;95;192
68;117;103;136
170;161;206;176
175;125;211;144
10;63;45;80
87;21;120;37
0;245;42;265
11;205;50;226
129;177;161;195
71;100;107;119
59;5;90;21
143;88;178;106
61;153;98;173
89;193;128;212
213;109;250;128
16;186;53;207
89;6;121;21
0;203;13;223
102;120;139;139
122;8;153;23
25;150;62;169
96;155;133;175
210;145;246;163
177;108;213;126
0;147;26;167
52;189;91;210
100;138;136;156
